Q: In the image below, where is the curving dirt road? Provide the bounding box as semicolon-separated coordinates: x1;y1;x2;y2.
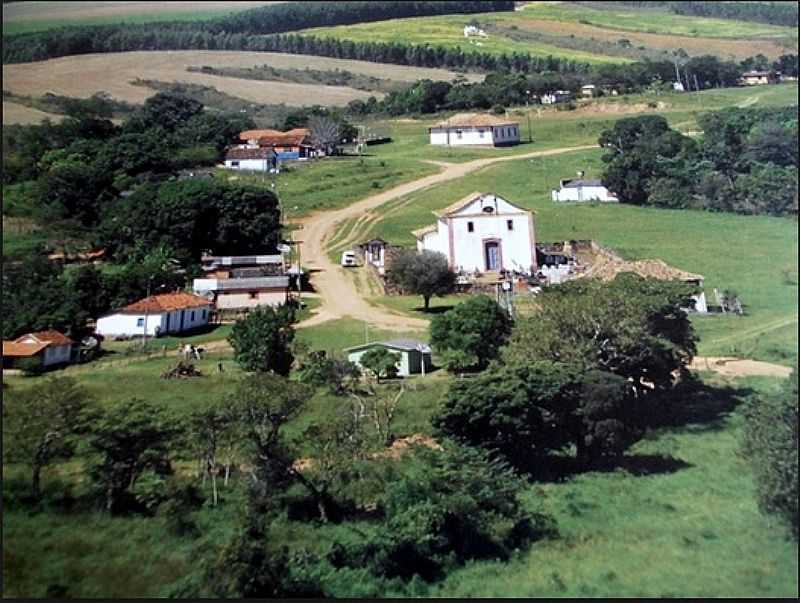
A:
294;144;597;331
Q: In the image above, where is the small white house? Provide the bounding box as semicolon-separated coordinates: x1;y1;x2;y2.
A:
581;84;597;98
224;147;278;171
429;113;520;147
2;330;74;369
96;292;211;337
346;339;432;377
413;192;537;274
540;90;573;105
552;178;618;203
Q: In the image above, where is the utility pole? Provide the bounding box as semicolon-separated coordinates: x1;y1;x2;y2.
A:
525;89;533;142
142;276;153;349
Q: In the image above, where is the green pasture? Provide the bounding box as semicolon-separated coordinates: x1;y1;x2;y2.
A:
518;1;796;40
300;14;627;65
361;148;798;364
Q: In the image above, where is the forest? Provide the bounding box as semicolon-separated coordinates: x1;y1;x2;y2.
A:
598;107;799;216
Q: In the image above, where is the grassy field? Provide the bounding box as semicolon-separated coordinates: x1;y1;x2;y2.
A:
1;1;283;35
359;146;798;364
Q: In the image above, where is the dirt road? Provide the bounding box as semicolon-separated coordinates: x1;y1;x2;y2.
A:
689;356;793;379
294;144;597;331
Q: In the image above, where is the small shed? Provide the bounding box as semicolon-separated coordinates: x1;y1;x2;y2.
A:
346;339;432;377
2;330;74;370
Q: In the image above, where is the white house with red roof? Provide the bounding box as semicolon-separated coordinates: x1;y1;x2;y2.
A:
95;292;211;337
412;192;537;274
2;330;74;369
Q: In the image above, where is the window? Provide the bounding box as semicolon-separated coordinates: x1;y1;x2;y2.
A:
249;291;258;299
467;221;474;233
137;318;144;327
202;309;207;319
191;311;195;321
231;160;240;167
478;129;485;138
507;219;514;231
456;129;463;139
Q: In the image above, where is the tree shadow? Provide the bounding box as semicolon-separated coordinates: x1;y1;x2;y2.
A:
411;305;454;314
519;453;693;483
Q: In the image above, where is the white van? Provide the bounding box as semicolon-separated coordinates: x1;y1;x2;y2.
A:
341;250;357;267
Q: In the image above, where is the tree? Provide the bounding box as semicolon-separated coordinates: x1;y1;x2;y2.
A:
297;350;361;395
85;398;177;513
2;377;91;500
430;295;511;372
124;92;203;133
228;305;295;375
503;274;697;397
308;115;341;155
188;400;238;506
742;365;798;540
386;249;455;311
359;347;401;382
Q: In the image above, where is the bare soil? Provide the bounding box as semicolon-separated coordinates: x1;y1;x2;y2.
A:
689;357;794;379
2;100;64;125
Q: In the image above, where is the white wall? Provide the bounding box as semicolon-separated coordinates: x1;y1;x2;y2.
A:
215;290;287;309
96;307;209;337
448;214;535;273
224;158;272;171
491;125;520;145
552;185;617;202
430;125;519;147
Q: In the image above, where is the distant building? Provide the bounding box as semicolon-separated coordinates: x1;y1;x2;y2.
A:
463;24;487;38
193;254;291;310
224;147;278;171
346;339;432;377
540;90;573;105
740;70;778;86
96;292;211;337
580;84;597;98
413;192;537;274
551;178;618;203
429;113;520;147
2;330;74;370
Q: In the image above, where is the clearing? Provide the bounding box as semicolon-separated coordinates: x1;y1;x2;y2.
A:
1;100;63;126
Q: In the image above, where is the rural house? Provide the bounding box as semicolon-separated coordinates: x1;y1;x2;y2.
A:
346;339;433;377
429;113;520;147
580;84;597;98
540;90;573;105
193;254;291;310
413;192;537;274
552;177;618;202
224;147;278;172
95;292;211;337
739;70;778;86
2;330;74;370
237;128;317;160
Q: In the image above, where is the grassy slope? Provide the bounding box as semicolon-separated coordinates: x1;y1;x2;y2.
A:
301;12;628;65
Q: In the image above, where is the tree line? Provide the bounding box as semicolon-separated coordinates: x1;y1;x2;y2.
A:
598;107;798;216
576;1;798;26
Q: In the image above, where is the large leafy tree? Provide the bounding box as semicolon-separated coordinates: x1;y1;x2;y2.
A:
742;365;798;540
359;347;400;382
430;295;511;372
386;249;456;311
2;377;92;500
228;305;295;375
84;398;178;514
504;274;698;396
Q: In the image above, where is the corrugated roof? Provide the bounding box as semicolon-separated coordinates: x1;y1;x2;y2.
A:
561;179;605;188
345;339;431;353
431;113;519;129
119;292;210;314
3;340;48;357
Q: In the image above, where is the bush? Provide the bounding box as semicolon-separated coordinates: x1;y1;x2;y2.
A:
742;366;798;539
16;357;44;376
491;104;506;115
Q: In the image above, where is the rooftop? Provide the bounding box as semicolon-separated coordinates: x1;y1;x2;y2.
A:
226;147;276;160
118;292;211;314
560;178;605;188
22;330;74;346
2;340;49;357
346;339;431;353
431;113;519;129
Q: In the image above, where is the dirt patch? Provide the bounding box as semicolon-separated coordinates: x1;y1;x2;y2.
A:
512;16;795;59
2;100;64;126
690;356;793;379
375;434;443;460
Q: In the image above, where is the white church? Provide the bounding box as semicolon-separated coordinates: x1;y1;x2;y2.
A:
412;192;537;274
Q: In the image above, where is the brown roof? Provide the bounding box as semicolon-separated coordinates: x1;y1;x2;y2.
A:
431;113;519;129
48;248;106;262
3;340;48;357
239;128;282;141
580;259;703;282
257;132;311;147
226;147;276;160
21;330;74;346
119;292;211;314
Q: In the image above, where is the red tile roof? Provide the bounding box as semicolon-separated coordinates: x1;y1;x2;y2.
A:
3;340;48;357
21;330;74;346
226;147;276;160
257;132;311;147
119;292;211;314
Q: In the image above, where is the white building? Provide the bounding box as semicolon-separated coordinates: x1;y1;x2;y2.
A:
224;147;278;171
346;339;432;377
581;84;597;97
552;178;618;203
429;113;520;147
96;292;211;337
2;330;74;370
540;90;573;105
193;276;290;310
413;192;537;274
